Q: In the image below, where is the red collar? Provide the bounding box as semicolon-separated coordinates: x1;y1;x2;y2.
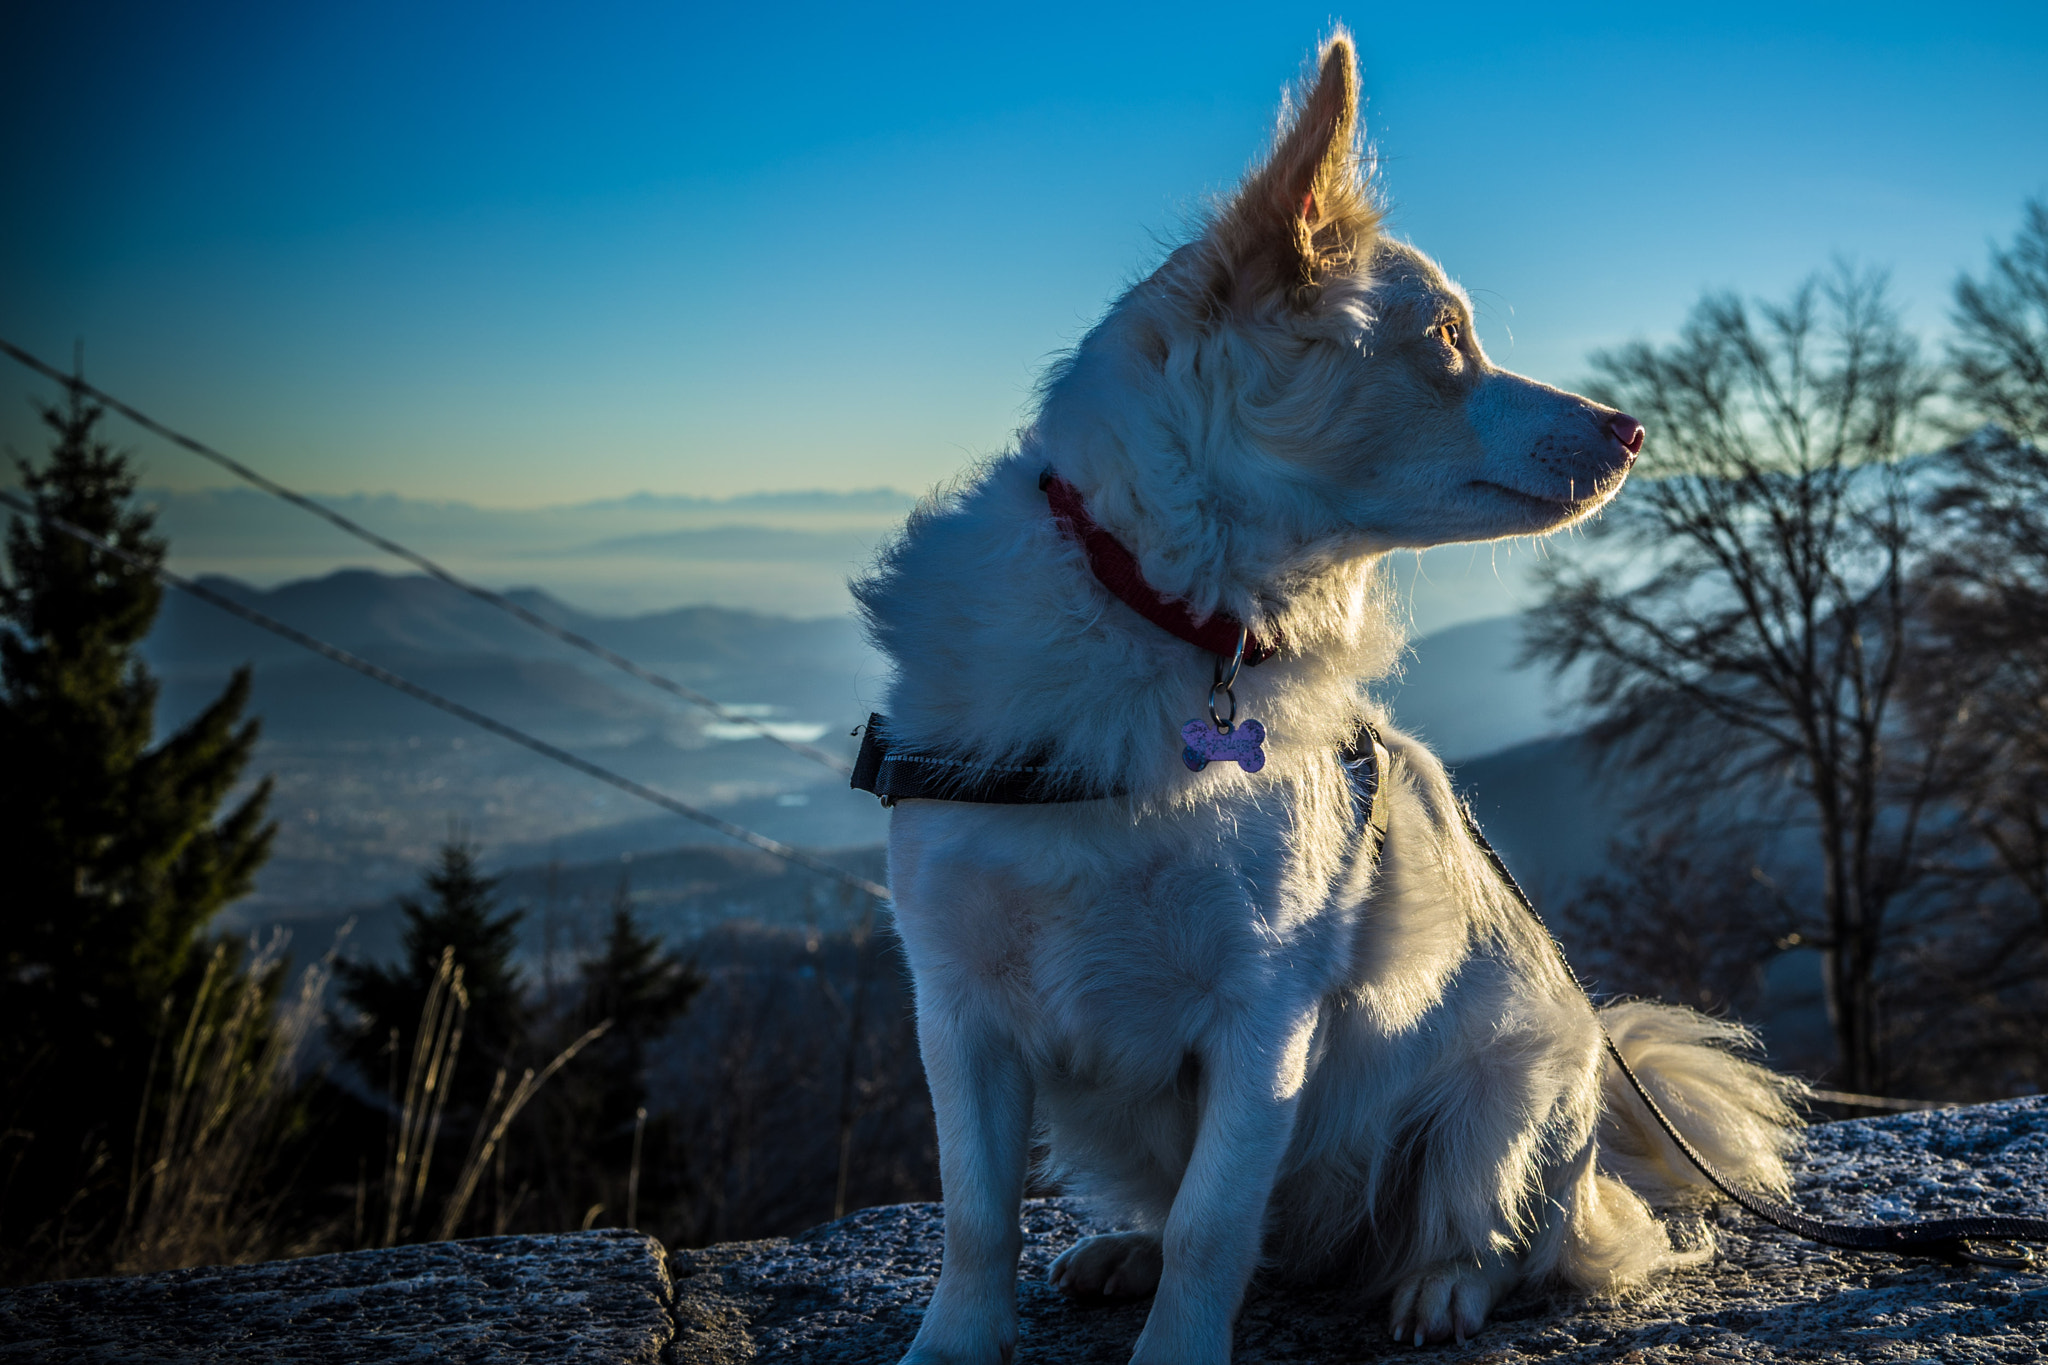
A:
1041;471;1277;665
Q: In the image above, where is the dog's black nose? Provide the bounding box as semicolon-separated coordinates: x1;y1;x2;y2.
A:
1608;414;1645;460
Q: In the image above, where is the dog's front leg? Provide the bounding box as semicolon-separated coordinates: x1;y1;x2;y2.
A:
900;1005;1033;1365
1129;1007;1318;1365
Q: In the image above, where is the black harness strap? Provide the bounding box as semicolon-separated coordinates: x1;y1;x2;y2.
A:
850;713;1123;805
851;712;1392;826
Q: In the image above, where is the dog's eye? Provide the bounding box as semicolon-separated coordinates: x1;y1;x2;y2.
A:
1435;321;1462;351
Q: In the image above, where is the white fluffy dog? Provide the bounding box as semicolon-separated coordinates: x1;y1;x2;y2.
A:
854;33;1803;1365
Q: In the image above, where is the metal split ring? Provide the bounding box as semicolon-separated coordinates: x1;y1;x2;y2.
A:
1955;1239;2043;1270
1208;626;1248;734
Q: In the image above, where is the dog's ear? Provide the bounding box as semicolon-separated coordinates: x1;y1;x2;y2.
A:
1214;33;1378;305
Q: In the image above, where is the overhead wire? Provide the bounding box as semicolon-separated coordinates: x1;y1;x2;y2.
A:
0;336;853;775
0;488;890;905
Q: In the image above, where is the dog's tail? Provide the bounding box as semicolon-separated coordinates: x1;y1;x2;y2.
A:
1593;999;1809;1208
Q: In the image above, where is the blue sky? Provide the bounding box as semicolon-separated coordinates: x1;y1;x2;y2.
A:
3;1;2045;507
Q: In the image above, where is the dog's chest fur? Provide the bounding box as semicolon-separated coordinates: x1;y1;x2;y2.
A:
889;751;1461;1101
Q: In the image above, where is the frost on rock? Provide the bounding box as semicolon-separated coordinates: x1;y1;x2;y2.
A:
670;1098;2048;1364
0;1229;673;1364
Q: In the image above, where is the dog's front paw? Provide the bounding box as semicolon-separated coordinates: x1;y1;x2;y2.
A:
899;1347;1010;1365
899;1344;1011;1365
1387;1257;1512;1347
899;1323;1015;1365
900;1289;1018;1365
1048;1230;1164;1299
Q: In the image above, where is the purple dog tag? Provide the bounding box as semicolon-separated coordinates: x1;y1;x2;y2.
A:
1182;717;1266;773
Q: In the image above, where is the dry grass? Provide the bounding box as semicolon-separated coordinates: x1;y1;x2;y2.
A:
354;944;614;1247
112;934;618;1271
432;1019;611;1242
116;931;336;1274
381;946;468;1246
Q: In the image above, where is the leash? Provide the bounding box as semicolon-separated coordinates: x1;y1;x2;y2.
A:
1460;809;2048;1272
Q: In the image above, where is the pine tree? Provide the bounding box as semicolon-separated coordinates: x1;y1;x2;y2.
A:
528;878;698;1231
336;842;530;1117
574;878;701;1121
0;383;274;1272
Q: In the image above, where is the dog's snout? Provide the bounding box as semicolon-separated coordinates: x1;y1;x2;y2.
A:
1607;413;1645;461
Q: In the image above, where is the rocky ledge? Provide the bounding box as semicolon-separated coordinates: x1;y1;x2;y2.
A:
5;1099;2045;1364
0;1228;672;1364
675;1097;2048;1364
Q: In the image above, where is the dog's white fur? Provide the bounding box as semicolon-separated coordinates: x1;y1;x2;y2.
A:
855;35;1804;1365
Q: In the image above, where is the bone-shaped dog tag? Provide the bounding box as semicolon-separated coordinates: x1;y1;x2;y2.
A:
1182;717;1267;773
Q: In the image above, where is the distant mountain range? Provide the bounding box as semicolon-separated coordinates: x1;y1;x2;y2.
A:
115;481;1587;626
136;484;918;617
553;525;880;562
147;570;872;697
1380;612;1585;764
141;569;888;922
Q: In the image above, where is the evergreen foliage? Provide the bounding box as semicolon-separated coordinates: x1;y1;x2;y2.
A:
574;878;703;1109
0;384;273;1276
577;882;703;1153
335;841;530;1114
525;878;701;1232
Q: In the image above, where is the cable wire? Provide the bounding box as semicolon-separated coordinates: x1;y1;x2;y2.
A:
0;336;853;774
0;488;889;904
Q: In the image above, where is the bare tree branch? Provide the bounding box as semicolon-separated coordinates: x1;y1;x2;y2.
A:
1526;265;1942;1092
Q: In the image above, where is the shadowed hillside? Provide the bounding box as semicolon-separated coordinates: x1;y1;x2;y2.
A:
140;569;890;920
